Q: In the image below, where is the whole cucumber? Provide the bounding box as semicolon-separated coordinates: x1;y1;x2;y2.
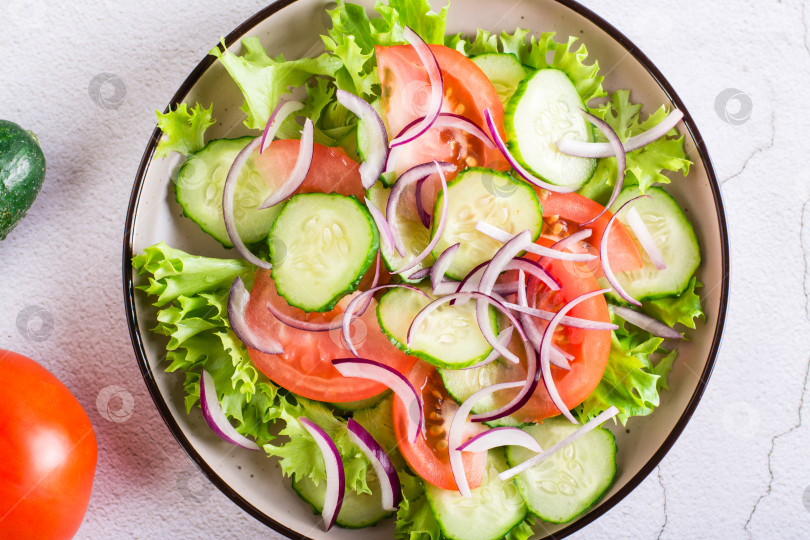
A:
0;120;46;240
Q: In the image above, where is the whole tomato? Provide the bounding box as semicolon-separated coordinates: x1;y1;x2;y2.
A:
0;349;97;540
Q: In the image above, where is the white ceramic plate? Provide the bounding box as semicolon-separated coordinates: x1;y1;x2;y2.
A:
123;1;729;538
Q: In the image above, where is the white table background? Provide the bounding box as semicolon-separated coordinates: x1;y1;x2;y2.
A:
0;0;806;538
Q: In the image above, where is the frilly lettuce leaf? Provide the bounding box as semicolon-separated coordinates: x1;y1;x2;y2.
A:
210;37;341;130
642;277;705;330
154;103;215;158
377;0;449;45
395;473;442;540
504;516;538;540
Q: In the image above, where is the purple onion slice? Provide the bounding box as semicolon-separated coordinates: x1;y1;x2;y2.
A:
611;305;683;339
504;301;618;331
517;271;570;370
337;89;389;189
227;277;283;354
258;118;314;210
414;177;431;228
475;222;595;263
365;196;395;254
601;197;646;306
298;417;345;530
626;207;666;270
578;111;625;226
332;359;423;443
199;369;260;450
260;100;304;153
459;326;515;370
457;426;542;454
430;243;460;294
346;419;402;511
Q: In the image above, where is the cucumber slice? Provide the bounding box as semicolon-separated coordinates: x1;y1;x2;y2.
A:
506;417;617;523
425;450;527;540
291;474;392;529
471;53;529;105
430;168;542;279
608;186;700;300
366;182;434;282
269;193;379;312
439;361;527;428
505;68;596;188
377;285;498;369
175;136;280;248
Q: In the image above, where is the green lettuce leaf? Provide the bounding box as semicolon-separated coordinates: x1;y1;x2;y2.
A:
576;315;677;425
322;33;378;99
377;0;449;45
579;90;692;202
642;277;705;330
132;241;253;306
504;516;537;540
448;28;605;103
211;37;341;130
154;103;215;158
395;473;442;540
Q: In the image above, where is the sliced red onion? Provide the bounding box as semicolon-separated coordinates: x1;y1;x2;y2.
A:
337;89;388;189
298;417;345;530
393;162;451;274
475;222;595;263
579;111;625;226
199;369;260;450
459;326;514;370
504;302;618;331
227;277;283;353
342;284;427;357
332;359;423;443
457;426;542;453
601;196;646;306
470;342;537;423
556;110;684;158
408;267;431;281
484;108;579;194
346;419;402;511
260;100;304;153
222;138;271;269
492;281;518;296
415;177;431;228
449;381;525;496
626;207;666;270
387;161;455;258
389;26;443;148
550;228;593;252
431;243;460;294
611;305;683;339
505;257;560;291
258;118;314;210
540;288;612;423
516;271;570;370
365;197;395;253
499;406;620;481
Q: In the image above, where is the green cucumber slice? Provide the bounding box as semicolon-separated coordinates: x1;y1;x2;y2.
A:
506;417;617;523
471;53;530;105
377;285;497;369
425;450;527;540
608;186;701;300
175;136;280;248
439;361;527;428
269;193;378;312
291;474;392;529
366;182;434;282
505;68;596;188
430;168;542;280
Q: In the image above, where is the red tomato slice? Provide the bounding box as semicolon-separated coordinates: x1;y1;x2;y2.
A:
392;361;486;491
495;239;612;422
376;44;510;207
539;191;642;274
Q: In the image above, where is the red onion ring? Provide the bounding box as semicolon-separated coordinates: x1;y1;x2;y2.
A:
346;419;402;511
298;417;345;530
430;243;460;294
337;89;389;189
457;426;542;453
578;111;625;226
414;176;431;228
199;369;260;450
503;301;618;331
516;271;570;370
626;207;666;270
601;196;647;306
227;277;283;353
459;326;515;370
258;118;314;210
365;196;395;254
260;100;304;153
611;305;683;339
475;222;595;263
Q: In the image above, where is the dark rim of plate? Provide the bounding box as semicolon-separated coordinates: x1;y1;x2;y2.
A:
122;0;730;538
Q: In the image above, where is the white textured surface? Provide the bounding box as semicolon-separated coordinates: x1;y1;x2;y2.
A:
0;0;806;539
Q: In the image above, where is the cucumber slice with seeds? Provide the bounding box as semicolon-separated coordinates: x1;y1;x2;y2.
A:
471;53;530;105
377;285;497;369
425;450;527;540
505;68;596;188
175;136;281;248
269;193;378;312
292;474;392;529
506;417;617;524
430;168;542;280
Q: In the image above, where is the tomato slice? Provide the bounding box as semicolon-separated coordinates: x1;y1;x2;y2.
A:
539;191;642;274
496;239;612;422
376;44;510;207
392;361;486;491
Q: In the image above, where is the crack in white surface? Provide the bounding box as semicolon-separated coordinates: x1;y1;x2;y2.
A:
656;466;669;540
721;111;776;186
